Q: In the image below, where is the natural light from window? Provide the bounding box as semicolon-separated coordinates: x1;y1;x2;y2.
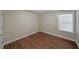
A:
58;14;73;33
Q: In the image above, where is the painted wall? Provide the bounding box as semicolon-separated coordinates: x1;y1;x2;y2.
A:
3;10;77;45
76;10;79;47
3;11;39;44
40;11;76;41
0;10;3;48
0;11;3;35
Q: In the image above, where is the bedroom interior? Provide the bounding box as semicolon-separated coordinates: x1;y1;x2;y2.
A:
0;10;79;49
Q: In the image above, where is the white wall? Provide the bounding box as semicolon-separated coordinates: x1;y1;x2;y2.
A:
40;11;76;41
0;10;3;48
76;10;79;47
3;11;39;44
3;10;77;45
0;11;3;35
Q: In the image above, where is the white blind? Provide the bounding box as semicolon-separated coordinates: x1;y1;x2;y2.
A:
58;14;73;33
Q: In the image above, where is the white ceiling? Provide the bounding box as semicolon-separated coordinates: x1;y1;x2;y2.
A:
27;10;58;14
31;10;53;13
26;10;72;14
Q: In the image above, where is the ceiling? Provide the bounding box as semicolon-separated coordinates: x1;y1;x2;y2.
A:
30;10;53;13
27;10;58;14
26;10;72;14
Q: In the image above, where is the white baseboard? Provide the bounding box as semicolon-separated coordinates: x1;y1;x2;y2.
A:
41;31;79;48
76;34;79;48
41;31;76;42
75;41;79;48
3;31;39;45
3;30;79;48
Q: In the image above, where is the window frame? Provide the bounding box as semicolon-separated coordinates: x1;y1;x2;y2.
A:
58;14;74;33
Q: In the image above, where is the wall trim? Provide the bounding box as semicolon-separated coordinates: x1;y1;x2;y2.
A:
41;31;76;41
75;40;79;48
3;30;79;48
3;31;39;45
41;31;79;48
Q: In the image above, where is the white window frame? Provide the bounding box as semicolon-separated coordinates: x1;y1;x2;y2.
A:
58;14;74;33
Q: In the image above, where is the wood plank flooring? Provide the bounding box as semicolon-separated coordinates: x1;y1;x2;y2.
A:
4;32;78;49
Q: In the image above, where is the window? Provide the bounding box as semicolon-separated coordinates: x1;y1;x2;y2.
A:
58;14;73;33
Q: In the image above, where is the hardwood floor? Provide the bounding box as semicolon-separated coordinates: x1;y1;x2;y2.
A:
4;32;78;49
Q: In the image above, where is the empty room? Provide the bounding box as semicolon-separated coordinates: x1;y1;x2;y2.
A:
0;10;79;49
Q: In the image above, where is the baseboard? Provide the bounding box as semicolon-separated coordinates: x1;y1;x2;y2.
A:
41;31;79;48
75;34;79;48
3;30;79;48
41;31;76;42
75;40;79;48
3;31;39;45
